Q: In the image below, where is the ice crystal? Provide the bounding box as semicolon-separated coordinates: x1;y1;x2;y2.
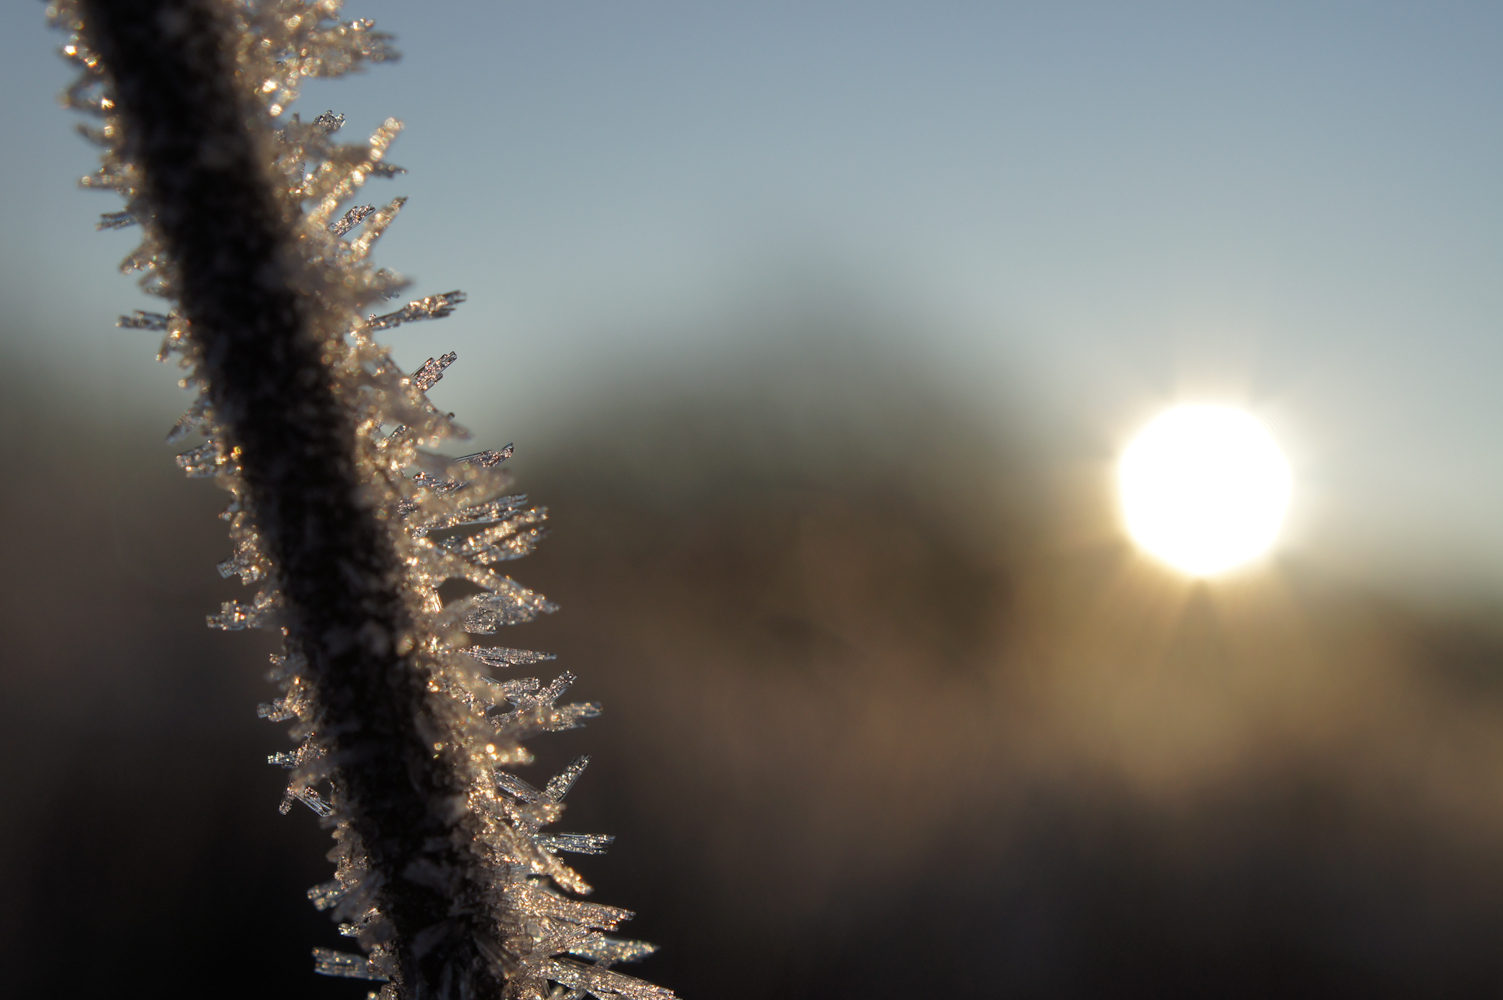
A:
411;351;458;391
370;291;469;332
313;947;390;982
96;209;138;229
53;1;669;997
117;309;169;330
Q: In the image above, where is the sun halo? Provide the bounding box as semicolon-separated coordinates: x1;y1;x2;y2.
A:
1118;405;1291;577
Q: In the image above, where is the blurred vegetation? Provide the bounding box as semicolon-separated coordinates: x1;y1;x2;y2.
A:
7;336;1503;998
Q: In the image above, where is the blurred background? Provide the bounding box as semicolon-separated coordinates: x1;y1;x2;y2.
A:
4;1;1503;996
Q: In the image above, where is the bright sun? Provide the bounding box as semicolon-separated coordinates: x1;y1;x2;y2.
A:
1118;405;1291;577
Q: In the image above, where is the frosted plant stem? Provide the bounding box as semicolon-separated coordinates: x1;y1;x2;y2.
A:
78;1;504;994
58;1;669;995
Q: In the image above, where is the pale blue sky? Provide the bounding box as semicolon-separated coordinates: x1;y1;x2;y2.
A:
2;1;1501;594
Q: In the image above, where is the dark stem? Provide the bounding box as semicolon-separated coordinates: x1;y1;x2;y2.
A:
78;2;500;996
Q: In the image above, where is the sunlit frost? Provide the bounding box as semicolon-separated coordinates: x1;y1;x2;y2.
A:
52;0;669;996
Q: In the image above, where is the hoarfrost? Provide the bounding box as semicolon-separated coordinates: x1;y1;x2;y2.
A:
542;958;674;1000
539;833;615;856
460;645;556;669
409;351;456;391
566;933;657;965
312;947;389;981
287;784;335;817
175;441;227;478
329;204;375;236
118;310;169;330
209;591;281;631
55;0;670;995
308;880;349;912
97;209;136;229
165;398;210;444
458;445;514;468
545;756;591;801
459;587;559;633
368;290;467;332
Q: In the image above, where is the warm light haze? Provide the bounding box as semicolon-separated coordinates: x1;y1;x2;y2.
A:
1119;405;1291;577
7;4;1503;998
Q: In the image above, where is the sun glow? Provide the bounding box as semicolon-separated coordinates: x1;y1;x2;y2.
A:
1118;405;1291;577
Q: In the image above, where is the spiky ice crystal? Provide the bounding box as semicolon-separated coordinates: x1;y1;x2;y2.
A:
50;1;671;997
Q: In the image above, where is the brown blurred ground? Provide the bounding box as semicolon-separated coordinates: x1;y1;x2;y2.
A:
6;339;1503;998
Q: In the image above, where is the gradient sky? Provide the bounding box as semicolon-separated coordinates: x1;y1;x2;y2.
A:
2;1;1501;595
